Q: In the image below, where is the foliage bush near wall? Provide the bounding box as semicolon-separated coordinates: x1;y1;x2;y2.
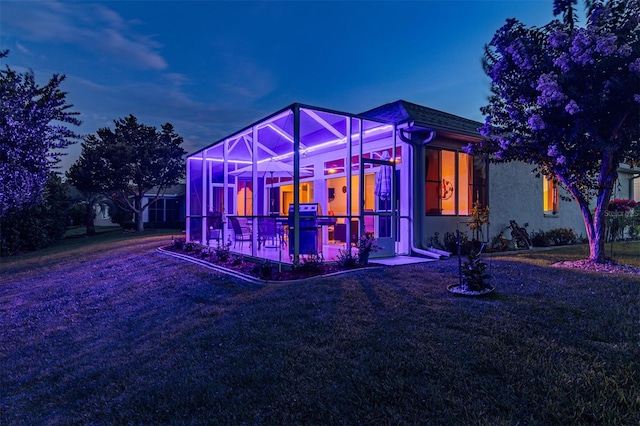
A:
529;227;578;248
435;226;580;254
545;227;577;246
530;229;552;247
0;174;71;256
441;231;483;255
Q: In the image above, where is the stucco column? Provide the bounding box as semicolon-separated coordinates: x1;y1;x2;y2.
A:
412;142;426;250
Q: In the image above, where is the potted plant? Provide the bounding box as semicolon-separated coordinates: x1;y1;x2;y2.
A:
448;248;494;296
355;232;380;265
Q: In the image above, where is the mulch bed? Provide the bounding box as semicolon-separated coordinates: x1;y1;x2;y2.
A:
161;245;365;281
552;259;640;274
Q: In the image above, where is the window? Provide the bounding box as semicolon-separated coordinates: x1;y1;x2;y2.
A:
470;155;487;212
165;199;180;222
149;199;164;222
543;177;559;214
425;148;486;215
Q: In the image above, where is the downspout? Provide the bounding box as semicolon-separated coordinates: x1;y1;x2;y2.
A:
398;124;442;258
629;172;640;200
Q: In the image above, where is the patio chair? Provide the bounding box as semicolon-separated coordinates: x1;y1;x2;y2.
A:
208;213;224;245
334;220;359;242
258;217;278;249
229;217;252;248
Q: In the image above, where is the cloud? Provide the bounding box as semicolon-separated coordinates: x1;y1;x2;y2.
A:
15;42;33;56
1;0;167;70
57;74;271;173
64;70;267;146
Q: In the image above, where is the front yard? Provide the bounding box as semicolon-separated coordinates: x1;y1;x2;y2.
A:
1;230;638;424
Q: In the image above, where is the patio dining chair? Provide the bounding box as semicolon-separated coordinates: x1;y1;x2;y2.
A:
258;217;278;249
208;213;224;246
229;217;252;248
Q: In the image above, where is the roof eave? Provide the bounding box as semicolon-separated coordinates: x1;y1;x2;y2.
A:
408;120;482;141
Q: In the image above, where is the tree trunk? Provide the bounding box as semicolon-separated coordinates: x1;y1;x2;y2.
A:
86;202;96;236
574;200;605;263
135;196;144;232
561;148;617;263
589;209;607;263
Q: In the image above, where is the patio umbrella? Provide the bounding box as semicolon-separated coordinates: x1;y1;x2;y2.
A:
374;151;392;201
229;159;313;213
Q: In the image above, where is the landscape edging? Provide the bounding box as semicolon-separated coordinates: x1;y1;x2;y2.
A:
156;246;382;284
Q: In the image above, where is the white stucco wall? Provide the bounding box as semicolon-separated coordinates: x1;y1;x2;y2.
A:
613;164;637;201
488;161;587;240
419;161;640;248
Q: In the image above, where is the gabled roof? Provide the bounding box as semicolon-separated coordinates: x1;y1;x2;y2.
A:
154;183;185;197
360;100;482;139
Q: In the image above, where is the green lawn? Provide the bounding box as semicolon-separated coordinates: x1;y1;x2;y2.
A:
1;233;638;425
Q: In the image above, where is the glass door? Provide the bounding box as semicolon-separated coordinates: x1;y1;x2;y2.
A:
361;153;396;257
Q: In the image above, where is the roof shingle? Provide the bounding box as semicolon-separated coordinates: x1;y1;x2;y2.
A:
360;100;482;139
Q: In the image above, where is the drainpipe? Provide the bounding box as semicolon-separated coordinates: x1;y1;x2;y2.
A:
629;173;640;200
398;123;439;258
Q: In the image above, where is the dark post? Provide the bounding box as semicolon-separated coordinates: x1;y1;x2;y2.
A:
457;228;462;287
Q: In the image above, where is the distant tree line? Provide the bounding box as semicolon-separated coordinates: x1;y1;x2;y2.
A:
0;52;185;256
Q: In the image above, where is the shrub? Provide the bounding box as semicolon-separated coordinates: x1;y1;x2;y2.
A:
69;202;89;226
607;198;637;212
110;206;134;229
429;232;446;250
355;232;380;265
335;249;359;269
0;174;71;256
172;237;185;250
213;239;231;262
184;241;199;252
546;227;577;246
292;254;324;275
444;231;472;255
530;229;551;247
461;249;491;292
252;259;273;280
199;247;210;259
443;231;457;253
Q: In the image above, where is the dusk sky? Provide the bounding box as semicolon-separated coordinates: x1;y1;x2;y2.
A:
1;0;557;171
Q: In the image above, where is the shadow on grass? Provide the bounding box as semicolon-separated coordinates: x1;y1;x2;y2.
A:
1;236;639;424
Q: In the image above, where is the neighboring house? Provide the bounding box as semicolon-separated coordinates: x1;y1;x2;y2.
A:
94;202;118;227
92;184;186;227
185;100;639;262
141;184;186;226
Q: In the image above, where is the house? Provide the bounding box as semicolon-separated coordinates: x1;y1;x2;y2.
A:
185;100;639;263
142;183;186;228
90;184;186;228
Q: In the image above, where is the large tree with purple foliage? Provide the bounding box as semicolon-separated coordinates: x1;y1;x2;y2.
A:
474;0;640;263
0;51;81;218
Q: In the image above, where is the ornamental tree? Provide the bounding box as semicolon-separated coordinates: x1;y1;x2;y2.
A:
66;138;112;236
0;51;81;218
84;115;186;232
473;0;640;263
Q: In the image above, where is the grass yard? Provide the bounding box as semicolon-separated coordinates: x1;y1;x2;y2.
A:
1;231;639;425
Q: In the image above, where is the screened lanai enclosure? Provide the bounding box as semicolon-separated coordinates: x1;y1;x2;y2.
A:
187;103;412;264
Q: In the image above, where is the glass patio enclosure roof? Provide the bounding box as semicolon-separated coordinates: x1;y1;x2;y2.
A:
187;103;396;260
